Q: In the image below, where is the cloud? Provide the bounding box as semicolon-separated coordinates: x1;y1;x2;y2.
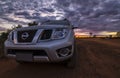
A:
42;8;55;12
54;0;120;31
1;16;28;24
0;0;120;32
0;27;6;31
14;11;30;16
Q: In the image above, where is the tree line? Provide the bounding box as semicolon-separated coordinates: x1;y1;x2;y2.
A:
0;21;38;40
0;21;38;57
89;32;120;38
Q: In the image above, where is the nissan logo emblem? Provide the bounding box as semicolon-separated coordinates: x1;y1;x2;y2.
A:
21;32;29;40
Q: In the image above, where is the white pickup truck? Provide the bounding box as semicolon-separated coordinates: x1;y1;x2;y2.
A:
4;19;76;68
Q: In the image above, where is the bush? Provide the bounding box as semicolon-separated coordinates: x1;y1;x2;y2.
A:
0;31;9;57
0;22;37;57
0;25;22;57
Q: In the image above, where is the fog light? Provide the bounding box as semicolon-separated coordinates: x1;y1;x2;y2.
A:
57;48;71;57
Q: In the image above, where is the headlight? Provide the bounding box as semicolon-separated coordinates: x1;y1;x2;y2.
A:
51;28;69;39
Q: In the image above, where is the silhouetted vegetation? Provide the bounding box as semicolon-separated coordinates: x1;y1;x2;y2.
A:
28;21;38;26
0;24;22;57
116;32;120;38
0;31;9;57
12;24;22;29
89;32;93;37
93;35;96;38
0;21;38;57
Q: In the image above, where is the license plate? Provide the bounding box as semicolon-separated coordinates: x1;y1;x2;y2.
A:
16;53;33;62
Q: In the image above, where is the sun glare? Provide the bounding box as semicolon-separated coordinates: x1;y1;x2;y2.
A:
99;31;117;35
74;30;117;38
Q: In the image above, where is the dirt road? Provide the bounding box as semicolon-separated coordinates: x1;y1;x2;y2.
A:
0;39;120;78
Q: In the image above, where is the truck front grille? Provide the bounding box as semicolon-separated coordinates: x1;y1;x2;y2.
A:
16;29;53;43
17;30;37;43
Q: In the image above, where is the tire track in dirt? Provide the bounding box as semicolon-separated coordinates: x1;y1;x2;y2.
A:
78;39;120;78
0;39;120;78
76;40;102;78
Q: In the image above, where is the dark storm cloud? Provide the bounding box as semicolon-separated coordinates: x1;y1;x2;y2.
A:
42;8;55;12
0;27;6;31
0;0;120;32
56;0;71;7
103;1;120;11
1;16;27;24
14;11;30;16
55;0;120;31
92;1;120;18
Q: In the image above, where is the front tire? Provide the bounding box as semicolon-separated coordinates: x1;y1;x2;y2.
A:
65;46;76;68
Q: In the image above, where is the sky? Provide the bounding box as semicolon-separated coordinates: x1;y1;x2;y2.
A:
0;0;120;35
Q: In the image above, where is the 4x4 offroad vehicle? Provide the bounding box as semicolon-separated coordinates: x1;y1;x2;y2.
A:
4;19;76;68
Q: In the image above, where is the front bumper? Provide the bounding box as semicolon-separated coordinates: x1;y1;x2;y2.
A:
4;39;74;62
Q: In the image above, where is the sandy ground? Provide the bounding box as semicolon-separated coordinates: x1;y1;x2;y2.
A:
0;39;120;78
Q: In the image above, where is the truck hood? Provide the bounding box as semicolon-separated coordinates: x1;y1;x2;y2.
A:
15;25;70;31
